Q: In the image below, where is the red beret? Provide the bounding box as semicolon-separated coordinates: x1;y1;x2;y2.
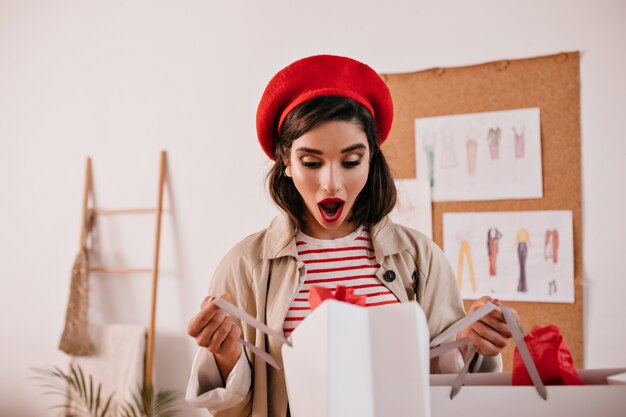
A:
256;55;394;159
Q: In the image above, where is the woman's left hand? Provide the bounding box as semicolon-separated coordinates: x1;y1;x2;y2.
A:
457;296;520;357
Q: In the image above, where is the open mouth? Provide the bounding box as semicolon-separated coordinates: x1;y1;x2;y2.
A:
318;198;345;223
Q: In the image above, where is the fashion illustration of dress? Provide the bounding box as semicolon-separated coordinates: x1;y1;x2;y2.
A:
466;136;478;176
513;126;525;158
487;228;502;276
514;228;530;293
392;185;418;230
486;127;501;160
544;229;559;263
440;129;458;169
544;229;559;295
423;133;436;187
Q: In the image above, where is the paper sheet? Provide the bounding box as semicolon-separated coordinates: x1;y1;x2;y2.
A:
415;107;543;202
443;210;574;303
390;178;433;239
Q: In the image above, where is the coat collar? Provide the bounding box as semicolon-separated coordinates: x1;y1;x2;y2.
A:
262;214;299;260
262;213;408;261
369;216;409;260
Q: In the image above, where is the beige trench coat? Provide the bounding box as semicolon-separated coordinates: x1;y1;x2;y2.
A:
188;214;495;417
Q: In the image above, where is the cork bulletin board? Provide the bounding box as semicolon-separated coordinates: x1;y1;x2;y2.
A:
381;52;582;370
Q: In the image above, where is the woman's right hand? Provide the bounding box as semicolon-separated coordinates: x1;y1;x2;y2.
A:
187;294;242;383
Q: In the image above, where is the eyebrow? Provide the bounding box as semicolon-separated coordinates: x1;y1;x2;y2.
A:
295;143;367;155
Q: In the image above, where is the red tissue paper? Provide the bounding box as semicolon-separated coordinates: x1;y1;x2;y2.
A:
512;324;585;386
308;285;367;311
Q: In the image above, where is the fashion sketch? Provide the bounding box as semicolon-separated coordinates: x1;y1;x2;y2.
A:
486;127;501;160
548;280;558;296
544;229;559;263
422;132;436;187
440;129;458;169
389;179;433;239
415;107;543;202
456;231;476;292
513;126;525;158
443;210;574;303
486;228;503;276
513;228;531;293
545;229;560;295
466;130;478;176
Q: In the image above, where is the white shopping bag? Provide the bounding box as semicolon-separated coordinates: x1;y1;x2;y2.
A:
429;302;548;400
281;300;431;417
431;368;626;417
427;302;626;417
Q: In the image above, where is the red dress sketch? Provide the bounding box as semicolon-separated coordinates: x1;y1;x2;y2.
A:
545;229;560;296
544;229;559;263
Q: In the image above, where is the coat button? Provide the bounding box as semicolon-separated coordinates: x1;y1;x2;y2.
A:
383;270;396;282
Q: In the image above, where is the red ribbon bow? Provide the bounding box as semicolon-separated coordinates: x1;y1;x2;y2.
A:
308;285;367;310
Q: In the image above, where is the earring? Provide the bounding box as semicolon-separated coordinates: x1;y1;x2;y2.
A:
285;166;292;178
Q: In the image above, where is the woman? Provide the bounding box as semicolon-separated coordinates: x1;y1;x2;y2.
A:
186;55;513;417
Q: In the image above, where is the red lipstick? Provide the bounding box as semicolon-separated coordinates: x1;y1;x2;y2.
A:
318;198;345;223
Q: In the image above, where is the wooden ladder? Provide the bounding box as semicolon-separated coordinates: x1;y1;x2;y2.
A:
78;150;167;390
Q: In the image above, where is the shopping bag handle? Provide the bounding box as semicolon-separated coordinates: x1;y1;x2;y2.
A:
430;302;498;347
213;297;291;370
501;305;547;400
429;302;547;400
430;336;477;399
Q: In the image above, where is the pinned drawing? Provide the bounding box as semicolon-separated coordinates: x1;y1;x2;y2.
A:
513;228;531;293
544;229;559;263
415;107;543;202
466;128;479;176
456;231;477;293
513;126;525;158
486;127;501;160
440;128;458;169
487;228;502;277
443;211;574;303
422;132;436;187
544;229;560;295
389;179;433;239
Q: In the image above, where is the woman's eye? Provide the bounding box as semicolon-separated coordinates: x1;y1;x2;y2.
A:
302;161;321;169
343;160;361;168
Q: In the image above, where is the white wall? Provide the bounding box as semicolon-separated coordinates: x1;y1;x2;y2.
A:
1;0;625;415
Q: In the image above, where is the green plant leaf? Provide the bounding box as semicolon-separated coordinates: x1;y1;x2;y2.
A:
99;390;114;417
33;365;180;417
69;365;83;399
34;365;112;417
78;365;88;402
94;383;102;414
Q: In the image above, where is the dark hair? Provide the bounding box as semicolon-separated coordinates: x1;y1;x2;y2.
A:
267;96;397;231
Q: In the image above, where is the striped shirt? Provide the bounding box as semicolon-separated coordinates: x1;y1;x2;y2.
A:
283;226;400;336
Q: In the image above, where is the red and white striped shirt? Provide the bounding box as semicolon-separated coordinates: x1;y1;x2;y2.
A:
283;226;400;336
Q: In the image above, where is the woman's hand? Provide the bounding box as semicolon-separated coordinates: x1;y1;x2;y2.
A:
457;296;520;357
187;294;242;383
